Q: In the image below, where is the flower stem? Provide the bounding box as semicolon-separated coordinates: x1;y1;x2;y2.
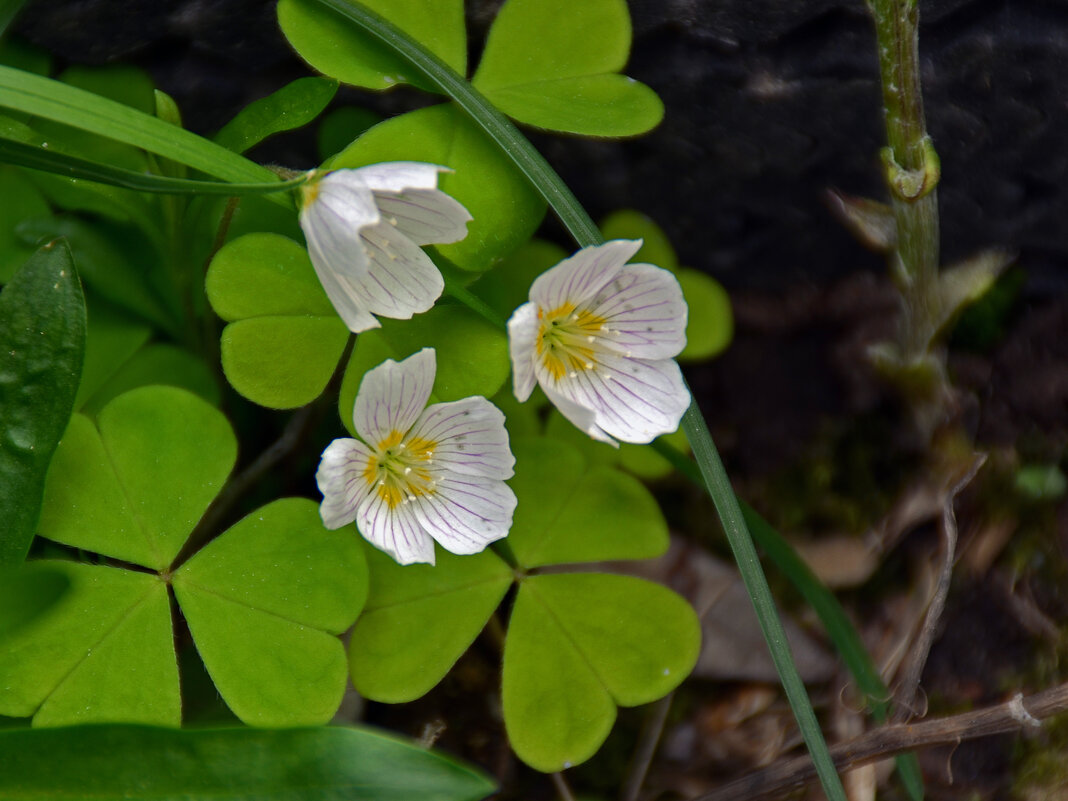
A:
309;2;846;798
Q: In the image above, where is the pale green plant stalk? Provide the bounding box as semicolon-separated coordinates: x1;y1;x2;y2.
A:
306;2;847;799
870;0;947;415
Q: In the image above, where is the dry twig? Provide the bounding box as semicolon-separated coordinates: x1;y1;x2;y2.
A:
691;681;1068;801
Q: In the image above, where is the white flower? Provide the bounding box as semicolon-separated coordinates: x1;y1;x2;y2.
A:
316;348;516;566
508;240;691;445
298;162;472;333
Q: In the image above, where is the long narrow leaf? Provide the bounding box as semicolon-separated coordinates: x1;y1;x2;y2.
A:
0;724;496;801
0;66;291;207
306;3;846;799
0;136;306;195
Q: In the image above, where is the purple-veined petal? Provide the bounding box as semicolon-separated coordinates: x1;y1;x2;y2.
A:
410;475;516;555
316;437;376;529
373;189;472;246
507;302;539;402
352;348;436;445
356;491;436;565
408;397;515;479
541;382;618;446
310;257;382;333
353;221;444;319
546;354;690;444
529;240;642;311
590;263;688;359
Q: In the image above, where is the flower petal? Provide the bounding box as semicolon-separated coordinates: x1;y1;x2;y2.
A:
507;302;539;402
300;172;383;332
351;162;448;194
590;264;688;359
529;240;642;311
410;475;516;555
352;221;445;319
541;382;618;445
545;354;690;444
316;437;376;529
352;348;436;445
409;397;515;479
351;162;471;246
357;492;436;565
310;259;382;333
374;190;472;246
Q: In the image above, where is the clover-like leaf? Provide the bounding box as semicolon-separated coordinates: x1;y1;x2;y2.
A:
349;546;512;703
39;387;236;571
278;0;466;92
330;104;545;273
472;0;662;136
0;561;180;727
338;304;509;433
206;232;350;409
502;572;700;772
8;387;368;728
173;498;367;726
507;438;668;568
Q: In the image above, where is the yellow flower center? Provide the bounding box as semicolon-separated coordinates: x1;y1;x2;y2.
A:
536;302;607;382
362;430;439;509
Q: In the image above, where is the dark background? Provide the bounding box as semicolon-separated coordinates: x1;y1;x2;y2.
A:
14;0;1068;474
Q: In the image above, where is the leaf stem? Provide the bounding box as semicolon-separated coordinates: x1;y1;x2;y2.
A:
310;2;846;798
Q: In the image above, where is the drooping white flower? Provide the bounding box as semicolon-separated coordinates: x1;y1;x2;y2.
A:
508;239;691;445
316;348;516;566
298;162;472;333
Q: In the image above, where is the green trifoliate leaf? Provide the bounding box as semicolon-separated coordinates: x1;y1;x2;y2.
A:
506;438;668;568
214;76;339;154
38;387;236;571
338;304;509;433
13;387;368;728
278;0;466;92
173;498;367;726
0;725;497;801
330;104;545;273
0;561;180;726
0;241;85;567
0;563;68;637
472;0;663;136
502;573;701;771
349;546;512;703
206;232;349;409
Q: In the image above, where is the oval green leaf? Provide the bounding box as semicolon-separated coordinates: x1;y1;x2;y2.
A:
330;104;545;272
214;76;339;154
0;240;85;567
278;0;466;92
502;572;700;771
472;0;662;136
349;546;511;702
506;438;668;568
173;498;368;726
206;233;350;408
38;387;236;571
